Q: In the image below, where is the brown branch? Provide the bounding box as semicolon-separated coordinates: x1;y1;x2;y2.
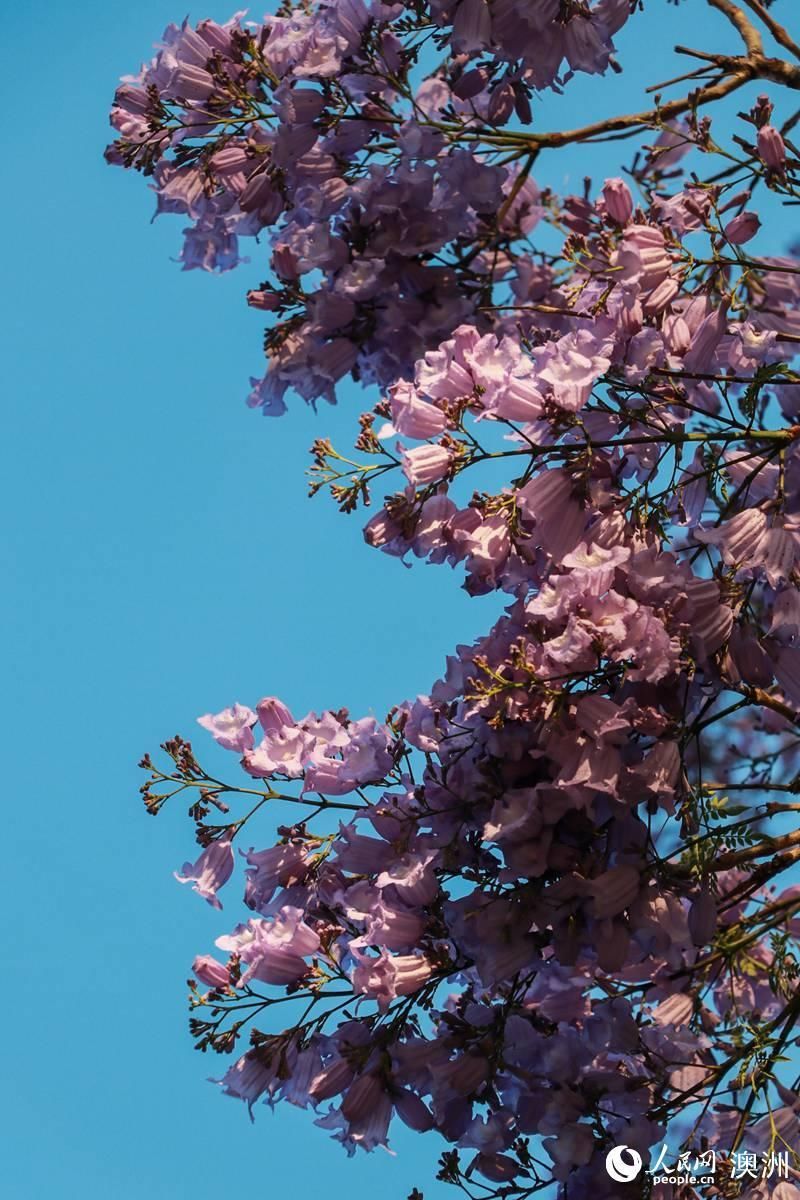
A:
742;685;800;727
521;68;751;150
717;846;800;911
740;0;800;63
715;827;800;869
707;0;763;56
510;52;800;153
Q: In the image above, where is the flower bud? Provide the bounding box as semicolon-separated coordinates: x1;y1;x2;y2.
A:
487;80;515;126
247;289;281;311
718;188;751;214
513;81;532;126
453;66;488;100
642;276;679;315
750;93;773;128
401;443;453;486
723;210;760;245
192;955;231;989
602;177;633;225
364;507;401;548
239;171;277;213
757;124;786;171
256;696;294;732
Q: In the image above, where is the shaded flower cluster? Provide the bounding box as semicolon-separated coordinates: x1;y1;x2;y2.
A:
117;1;800;1197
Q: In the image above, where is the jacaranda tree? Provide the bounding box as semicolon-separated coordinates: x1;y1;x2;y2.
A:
109;1;800;1195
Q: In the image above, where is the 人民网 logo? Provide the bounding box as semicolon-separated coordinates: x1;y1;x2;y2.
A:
605;1145;644;1183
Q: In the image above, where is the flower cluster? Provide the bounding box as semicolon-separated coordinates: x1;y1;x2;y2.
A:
117;1;800;1197
106;5;562;408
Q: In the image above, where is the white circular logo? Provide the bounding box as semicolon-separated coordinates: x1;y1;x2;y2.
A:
605;1145;643;1183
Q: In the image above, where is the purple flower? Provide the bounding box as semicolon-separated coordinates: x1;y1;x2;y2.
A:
389;381;448;439
178;224;242;273
217;908;320;985
243;725;314;778
244;842;310;910
394;1089;435;1132
197;702;257;751
316;1072;394;1153
247;289;282;312
616;222;674;293
695;508;800;587
451;0;492;53
303;717;393;795
217;1050;279;1116
166;61;216;101
684;303;729;372
601;177;633;225
192;954;231;988
351;951;434;1011
376;849;439;904
256;695;295;733
175;838;234;908
724;210;760;244
400;443;453;486
536;330;612;411
758;124;786;172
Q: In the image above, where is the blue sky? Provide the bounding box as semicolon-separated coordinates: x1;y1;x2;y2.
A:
1;3;792;1197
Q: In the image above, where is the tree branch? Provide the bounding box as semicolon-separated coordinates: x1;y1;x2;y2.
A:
707;0;764;56
740;0;800;63
507;51;800;153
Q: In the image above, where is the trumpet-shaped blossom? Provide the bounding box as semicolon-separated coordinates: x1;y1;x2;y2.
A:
175;838;234;908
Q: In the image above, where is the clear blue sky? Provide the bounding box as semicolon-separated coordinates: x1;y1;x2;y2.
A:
0;3;790;1197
